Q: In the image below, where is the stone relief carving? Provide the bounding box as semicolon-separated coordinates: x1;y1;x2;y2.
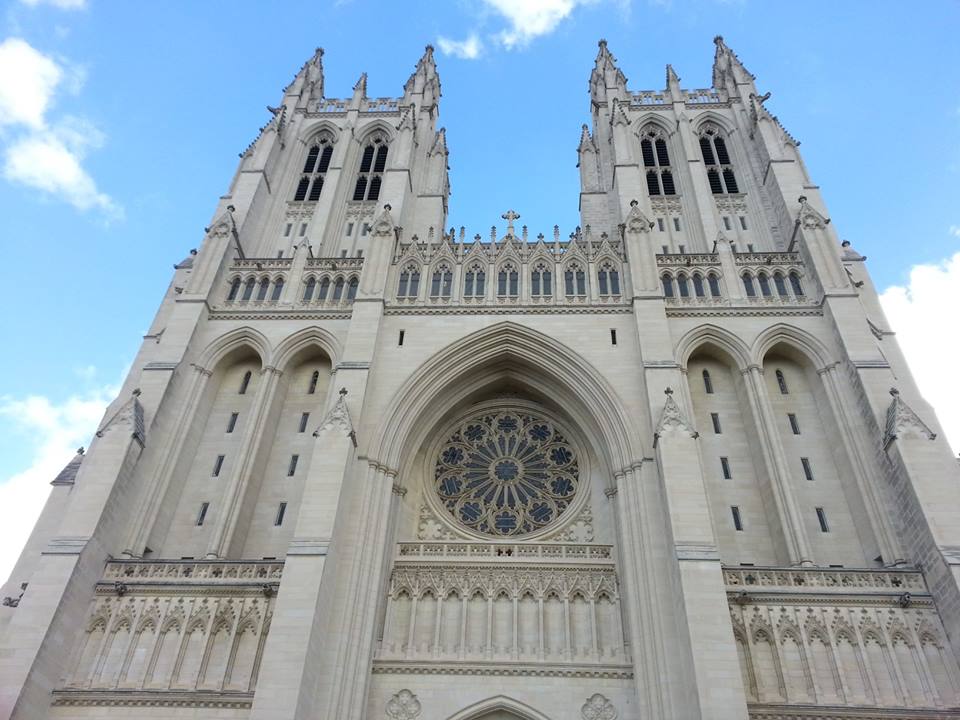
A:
385;689;421;719
314;388;355;446
581;693;617;720
551;504;595;543
416;505;457;541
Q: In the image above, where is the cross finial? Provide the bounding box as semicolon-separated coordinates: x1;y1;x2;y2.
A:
501;209;521;235
665;387;674;396
339;387;348;397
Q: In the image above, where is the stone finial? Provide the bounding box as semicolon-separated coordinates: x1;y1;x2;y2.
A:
623;199;654;235
654;387;698;445
501;209;520;235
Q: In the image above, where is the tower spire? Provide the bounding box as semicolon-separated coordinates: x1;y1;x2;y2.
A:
665;63;682;100
403;44;441;112
285;47;324;108
712;35;755;93
590;38;627;104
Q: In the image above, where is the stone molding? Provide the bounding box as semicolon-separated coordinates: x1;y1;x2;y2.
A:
51;689;253;708
371;661;634;679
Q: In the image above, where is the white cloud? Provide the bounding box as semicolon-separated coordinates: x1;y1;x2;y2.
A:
485;0;591;49
949;225;960;238
879;250;960;453
0;383;116;587
0;37;118;217
437;34;484;60
0;38;62;128
19;0;87;9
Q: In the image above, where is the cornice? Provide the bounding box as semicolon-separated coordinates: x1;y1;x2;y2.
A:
371;660;634;679
51;689;254;709
383;304;633;316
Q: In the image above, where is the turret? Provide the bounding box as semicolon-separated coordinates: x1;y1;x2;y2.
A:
590;39;627;105
711;35;756;98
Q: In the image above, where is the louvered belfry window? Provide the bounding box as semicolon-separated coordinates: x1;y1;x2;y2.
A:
353;134;389;202
640;129;676;197
293;135;334;201
700;127;739;194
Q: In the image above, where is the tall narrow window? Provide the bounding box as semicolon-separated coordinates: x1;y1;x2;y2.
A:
802;457;814;481
497;264;518;297
293;135;334;201
275;502;287;527
703;369;714;394
742;273;756;297
789;272;804;297
816;507;829;532
270;278;284;301
531;263;552;296
720;456;732;479
711;413;722;434
598;262;620;296
700;127;739;194
398;265;420;298
196;502;209;526
308;370;319;394
661;274;674;297
758;273;771;297
347;276;358;300
242;278;255;301
677;273;689;297
256;277;269;301
431;265;453;297
212;455;225;477
299;412;310;433
707;274;721;297
640;129;676;196
353;134;388;202
776;370;789;394
774;272;788;297
239;370;252;395
564;265;586;296
731;506;743;531
227;278;241;301
287;455;299;477
788;413;800;435
692;274;705;297
333;278;345;301
226;412;239;433
464;264;485;297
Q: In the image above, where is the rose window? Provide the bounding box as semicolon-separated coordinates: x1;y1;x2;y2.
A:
434;411;580;537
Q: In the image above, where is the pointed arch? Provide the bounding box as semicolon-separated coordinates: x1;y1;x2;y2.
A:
675;323;752;371
271;326;342;372
355;119;396;144
302;120;342;145
369;322;643;482
445;695;553;720
196;327;269;370
751;324;834;369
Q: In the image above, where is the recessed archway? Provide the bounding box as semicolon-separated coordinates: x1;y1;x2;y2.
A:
444;695;553;720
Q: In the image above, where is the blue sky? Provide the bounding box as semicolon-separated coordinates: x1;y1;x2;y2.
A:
0;0;958;578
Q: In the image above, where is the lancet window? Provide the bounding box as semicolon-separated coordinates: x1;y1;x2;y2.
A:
398;264;421;298
531;262;552;296
293;134;334;202
431;264;453;297
597;261;621;296
699;126;739;194
564;263;586;296
641;128;676;196
464;264;485;297
353;133;388;202
498;263;519;297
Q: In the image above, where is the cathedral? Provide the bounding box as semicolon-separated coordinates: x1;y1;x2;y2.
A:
3;36;960;720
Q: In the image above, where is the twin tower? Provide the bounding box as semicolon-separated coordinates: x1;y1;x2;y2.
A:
3;37;960;720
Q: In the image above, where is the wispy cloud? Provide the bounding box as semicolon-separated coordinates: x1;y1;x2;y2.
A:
437;0;604;58
0;380;117;586
879;247;960;453
18;0;87;9
0;38;119;218
437;34;483;60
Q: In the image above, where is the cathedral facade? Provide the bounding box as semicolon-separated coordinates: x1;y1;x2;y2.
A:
2;37;960;720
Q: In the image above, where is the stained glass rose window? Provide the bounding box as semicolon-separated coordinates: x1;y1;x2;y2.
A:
434;411;580;537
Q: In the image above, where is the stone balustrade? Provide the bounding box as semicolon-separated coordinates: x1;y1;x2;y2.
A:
397;542;613;564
